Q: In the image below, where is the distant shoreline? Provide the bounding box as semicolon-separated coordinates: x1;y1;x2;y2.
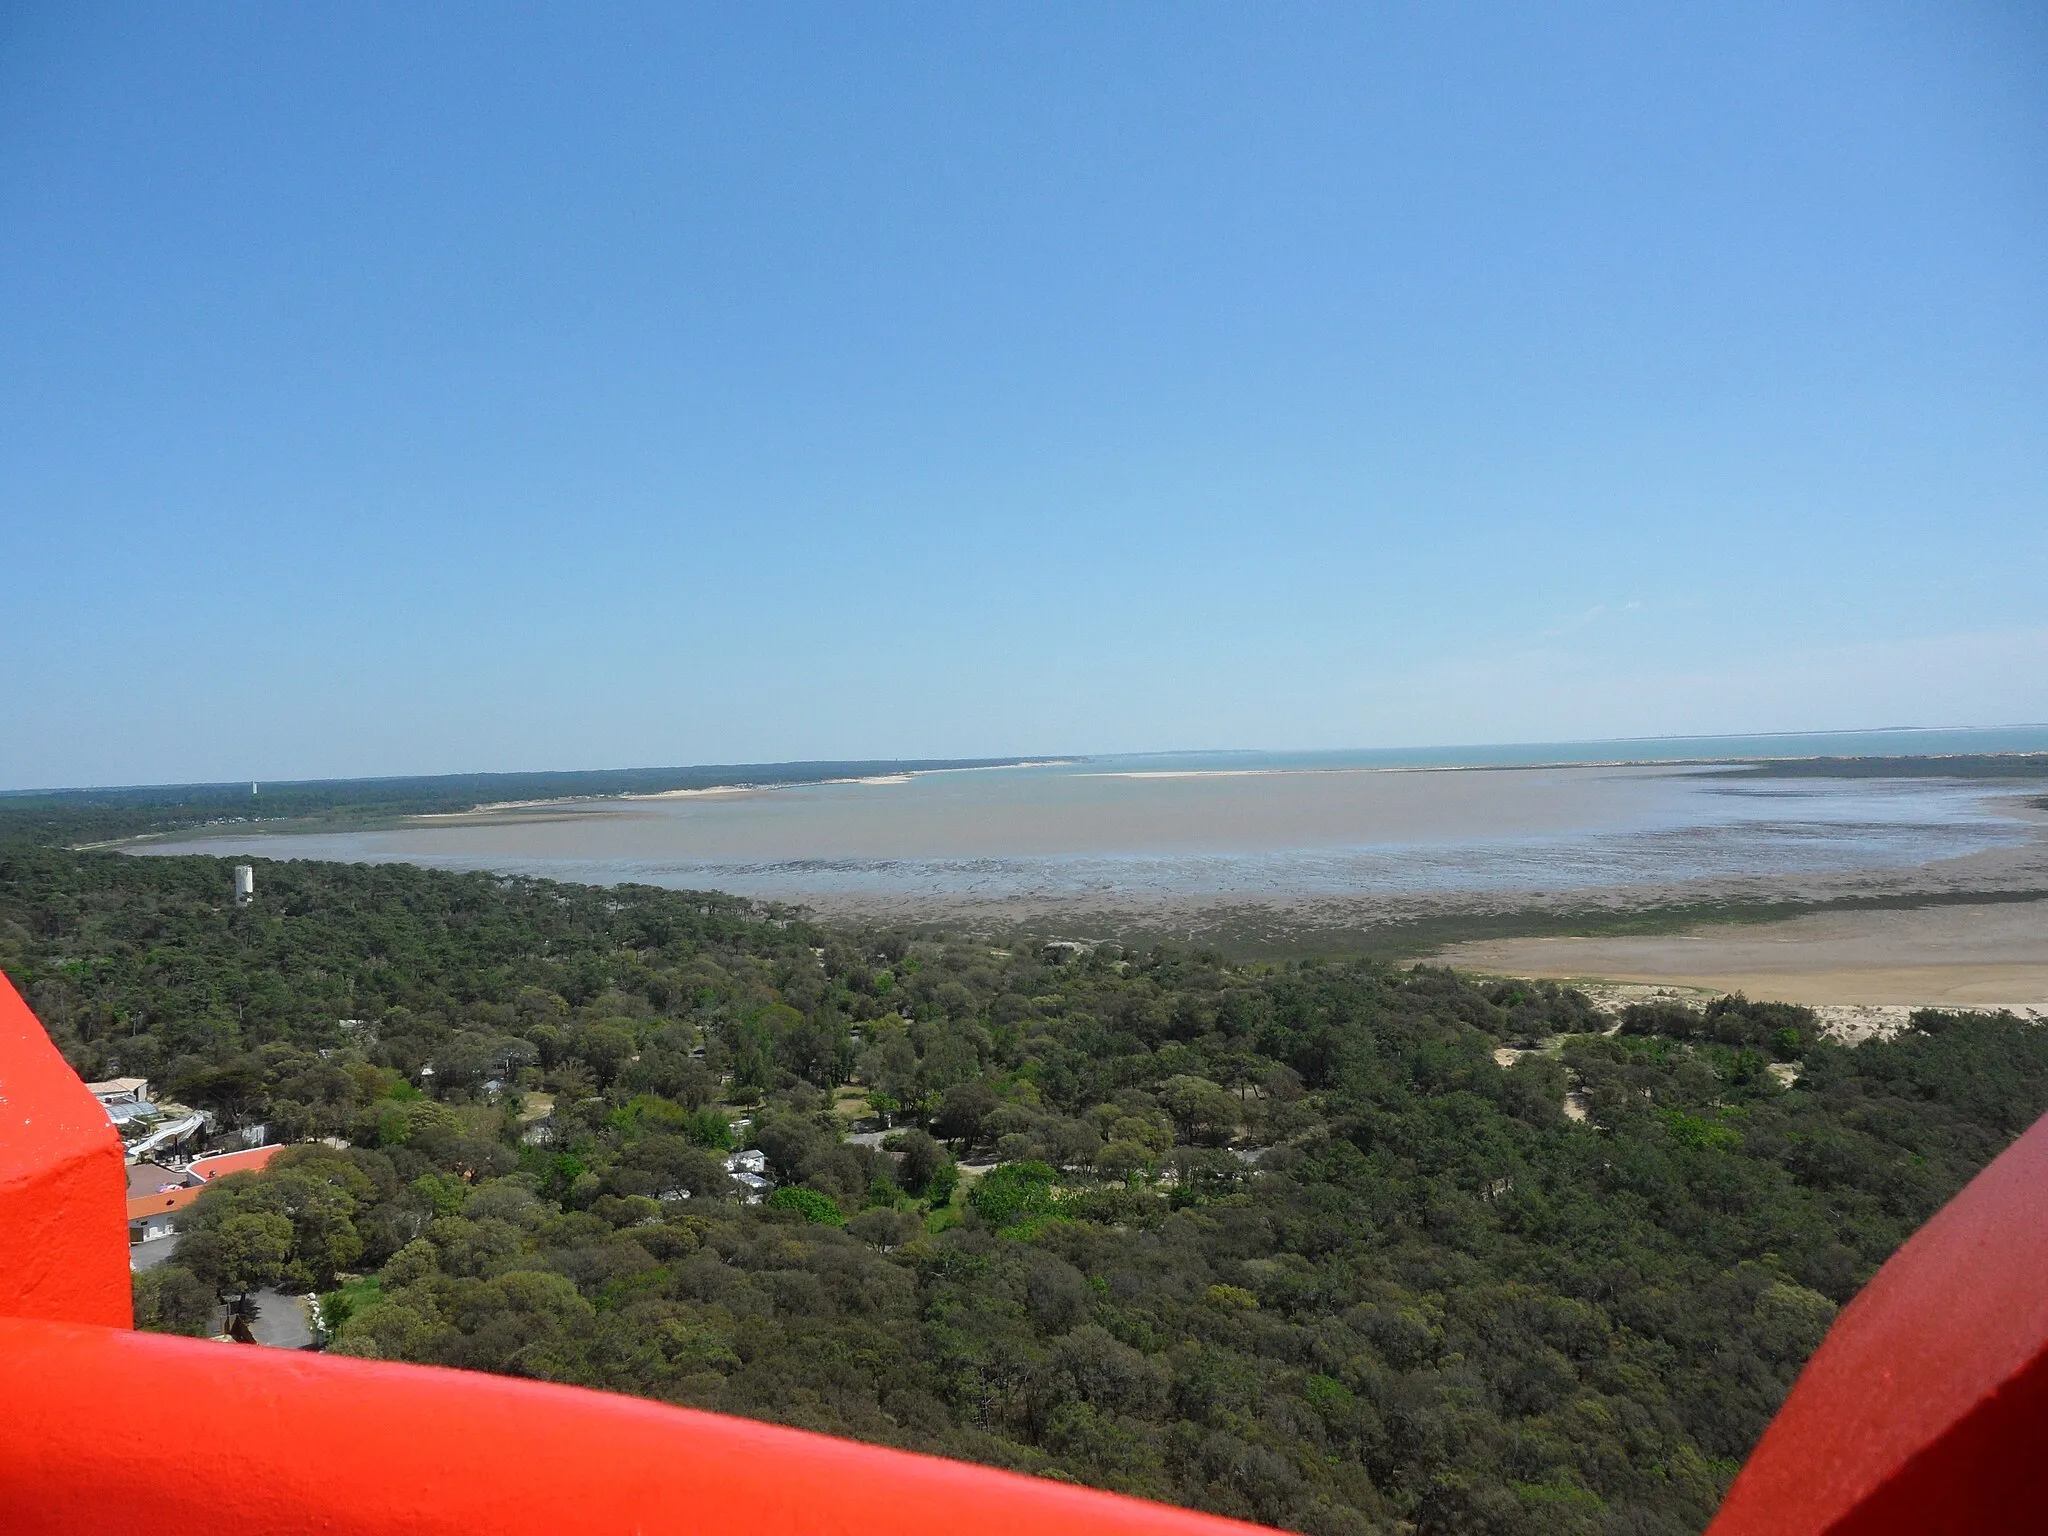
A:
365;759;1087;822
124;766;2048;935
80;756;1074;847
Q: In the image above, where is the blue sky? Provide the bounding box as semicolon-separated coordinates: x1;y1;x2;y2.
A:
2;4;2044;788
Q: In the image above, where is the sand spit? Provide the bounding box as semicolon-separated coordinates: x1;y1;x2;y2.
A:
385;760;1081;820
635;773;919;800
631;785;775;801
426;775;916;814
414;797;600;818
626;762;1083;802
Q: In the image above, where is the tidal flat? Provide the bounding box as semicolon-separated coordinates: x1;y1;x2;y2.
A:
134;746;2048;965
1439;895;2048;1012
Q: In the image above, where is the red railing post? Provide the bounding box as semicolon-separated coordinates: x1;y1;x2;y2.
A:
1706;1109;2048;1535
0;970;131;1328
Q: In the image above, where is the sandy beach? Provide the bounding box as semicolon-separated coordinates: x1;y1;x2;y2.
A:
1439;898;2048;1010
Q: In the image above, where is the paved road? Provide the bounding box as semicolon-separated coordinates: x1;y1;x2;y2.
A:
244;1288;315;1349
129;1239;316;1346
129;1234;182;1271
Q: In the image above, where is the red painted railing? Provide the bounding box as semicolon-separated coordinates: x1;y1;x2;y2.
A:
0;972;132;1329
1703;1105;2048;1535
6;963;2048;1534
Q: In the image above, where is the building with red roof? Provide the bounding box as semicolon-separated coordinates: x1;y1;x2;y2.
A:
125;1144;285;1241
188;1145;285;1183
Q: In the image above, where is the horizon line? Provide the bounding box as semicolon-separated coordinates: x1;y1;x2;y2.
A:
9;723;2048;798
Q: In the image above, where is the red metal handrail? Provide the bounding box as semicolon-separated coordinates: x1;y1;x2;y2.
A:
0;1314;1274;1536
1704;1104;2048;1535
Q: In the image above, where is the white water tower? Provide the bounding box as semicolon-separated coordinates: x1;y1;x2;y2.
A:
233;865;255;906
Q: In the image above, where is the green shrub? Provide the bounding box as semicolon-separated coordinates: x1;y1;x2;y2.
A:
684;1106;736;1150
766;1185;844;1225
133;1265;216;1336
968;1160;1057;1225
611;1094;694;1141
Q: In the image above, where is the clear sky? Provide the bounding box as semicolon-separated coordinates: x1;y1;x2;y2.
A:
3;4;2044;789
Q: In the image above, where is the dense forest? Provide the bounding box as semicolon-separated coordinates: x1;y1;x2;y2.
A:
6;841;2047;1536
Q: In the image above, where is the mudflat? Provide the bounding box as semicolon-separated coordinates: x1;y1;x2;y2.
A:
134;758;2048;912
1439;899;2048;1008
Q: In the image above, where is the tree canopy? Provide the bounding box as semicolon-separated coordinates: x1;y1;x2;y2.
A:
5;844;2044;1535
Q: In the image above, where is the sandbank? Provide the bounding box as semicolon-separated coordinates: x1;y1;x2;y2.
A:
1439;899;2048;1010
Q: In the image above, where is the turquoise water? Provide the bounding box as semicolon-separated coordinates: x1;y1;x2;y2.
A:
1085;724;2048;774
